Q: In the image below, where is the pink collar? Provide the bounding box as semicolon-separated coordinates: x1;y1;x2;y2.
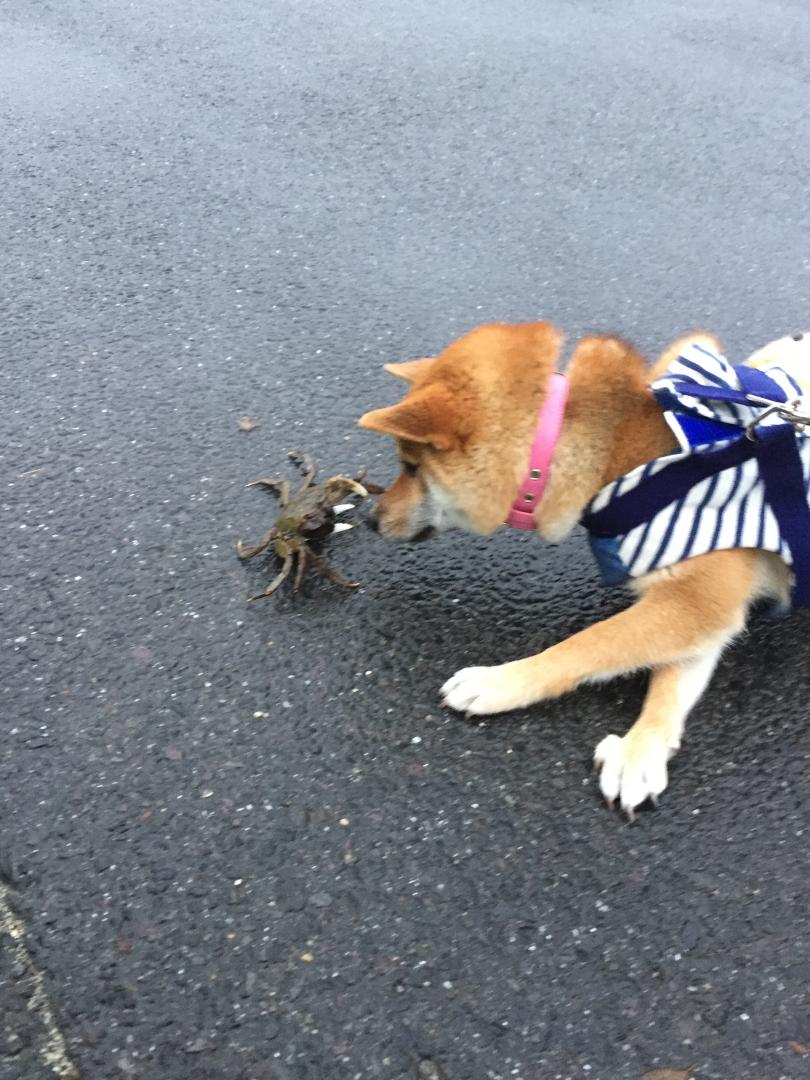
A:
505;372;569;529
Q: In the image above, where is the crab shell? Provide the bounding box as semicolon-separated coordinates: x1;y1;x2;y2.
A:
297;478;367;543
299;506;336;541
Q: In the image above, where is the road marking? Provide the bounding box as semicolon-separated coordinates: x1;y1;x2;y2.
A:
0;882;80;1079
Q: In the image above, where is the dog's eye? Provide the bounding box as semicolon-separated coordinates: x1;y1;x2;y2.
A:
402;461;419;477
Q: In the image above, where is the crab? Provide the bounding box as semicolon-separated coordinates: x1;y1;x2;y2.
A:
236;451;382;602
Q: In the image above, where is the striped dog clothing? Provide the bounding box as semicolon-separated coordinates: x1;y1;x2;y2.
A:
581;339;810;605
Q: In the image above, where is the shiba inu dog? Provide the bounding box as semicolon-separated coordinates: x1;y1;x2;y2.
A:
359;322;810;817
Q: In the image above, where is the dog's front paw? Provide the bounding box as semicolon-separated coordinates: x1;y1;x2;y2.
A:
593;731;674;819
440;664;526;716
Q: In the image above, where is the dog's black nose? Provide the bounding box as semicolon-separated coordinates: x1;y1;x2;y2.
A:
364;512;379;533
793;332;804;341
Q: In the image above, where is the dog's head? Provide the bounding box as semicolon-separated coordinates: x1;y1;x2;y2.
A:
358;322;563;541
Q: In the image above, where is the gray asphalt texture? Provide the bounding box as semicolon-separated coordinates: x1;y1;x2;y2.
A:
2;1;809;1078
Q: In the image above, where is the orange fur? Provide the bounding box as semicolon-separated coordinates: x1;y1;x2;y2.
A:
383;357;437;383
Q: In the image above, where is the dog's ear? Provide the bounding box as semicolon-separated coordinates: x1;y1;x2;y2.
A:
358;384;458;450
383;357;436;383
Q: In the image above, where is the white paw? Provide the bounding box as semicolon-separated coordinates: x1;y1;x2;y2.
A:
440;665;522;716
593;732;674;818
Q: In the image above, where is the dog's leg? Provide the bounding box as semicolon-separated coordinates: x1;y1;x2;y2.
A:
593;645;723;817
440;549;759;716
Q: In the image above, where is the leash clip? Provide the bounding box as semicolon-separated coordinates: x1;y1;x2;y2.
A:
745;395;810;441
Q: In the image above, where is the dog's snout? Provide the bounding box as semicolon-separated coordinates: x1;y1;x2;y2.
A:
793;332;804;342
364;510;379;533
410;526;436;543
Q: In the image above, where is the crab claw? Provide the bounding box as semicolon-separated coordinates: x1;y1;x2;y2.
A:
323;477;369;500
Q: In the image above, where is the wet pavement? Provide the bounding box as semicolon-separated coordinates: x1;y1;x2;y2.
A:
1;0;809;1077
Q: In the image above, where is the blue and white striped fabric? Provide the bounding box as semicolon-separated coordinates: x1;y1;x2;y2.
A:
582;341;810;594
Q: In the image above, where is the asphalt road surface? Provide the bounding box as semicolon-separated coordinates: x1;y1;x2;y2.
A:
2;1;809;1078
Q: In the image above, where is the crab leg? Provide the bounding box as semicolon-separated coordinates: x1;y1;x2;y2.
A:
288;450;317;492
246;552;293;602
353;467;385;495
293;548;308;592
307;550;359;590
245;478;291;507
236;527;278;560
